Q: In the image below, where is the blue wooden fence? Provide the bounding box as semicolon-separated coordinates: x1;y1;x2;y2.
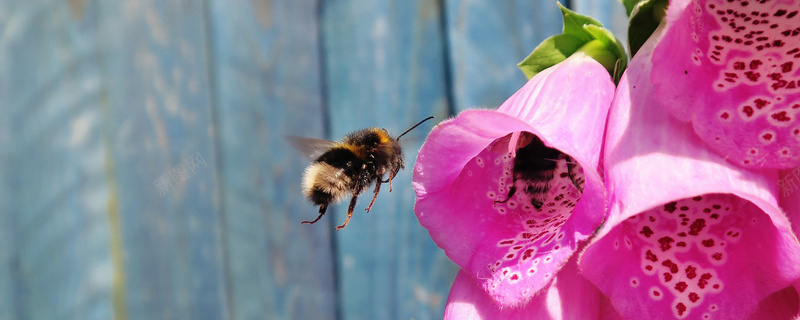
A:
0;0;625;319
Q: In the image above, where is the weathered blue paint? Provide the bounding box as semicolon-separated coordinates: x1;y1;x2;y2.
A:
208;0;338;319
0;2;114;319
95;1;228;319
320;1;456;319
0;0;625;319
445;0;564;112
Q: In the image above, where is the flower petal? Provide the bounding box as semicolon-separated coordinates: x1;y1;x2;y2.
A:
581;26;800;320
651;0;800;168
779;167;800;237
745;283;799;320
444;253;623;320
414;54;614;307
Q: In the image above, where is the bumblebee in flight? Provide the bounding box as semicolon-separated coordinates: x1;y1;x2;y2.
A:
290;116;433;230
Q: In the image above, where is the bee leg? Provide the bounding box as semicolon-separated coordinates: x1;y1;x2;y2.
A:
494;185;517;204
365;180;381;212
565;156;585;192
381;167;400;192
336;196;359;230
531;198;544;210
301;203;329;225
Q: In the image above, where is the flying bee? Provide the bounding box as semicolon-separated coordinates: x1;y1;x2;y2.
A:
289;116;434;230
495;133;584;209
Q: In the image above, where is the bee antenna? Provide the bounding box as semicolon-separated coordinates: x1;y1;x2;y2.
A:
397;116;434;140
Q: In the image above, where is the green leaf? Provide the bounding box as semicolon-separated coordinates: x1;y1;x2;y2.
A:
628;0;668;58
581;26;628;83
518;2;629;83
558;2;603;42
621;0;644;16
518;34;585;79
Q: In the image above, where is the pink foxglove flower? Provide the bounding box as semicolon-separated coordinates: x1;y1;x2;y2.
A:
443;249;623;319
651;0;800;168
580;26;800;320
413;53;613;308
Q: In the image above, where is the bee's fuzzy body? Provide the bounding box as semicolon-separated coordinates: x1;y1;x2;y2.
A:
497;133;584;209
301;128;404;229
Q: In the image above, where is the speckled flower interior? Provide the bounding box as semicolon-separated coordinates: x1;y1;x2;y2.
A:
652;0;800;168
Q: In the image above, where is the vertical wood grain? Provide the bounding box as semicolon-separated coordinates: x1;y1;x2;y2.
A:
207;0;338;319
0;1;628;319
95;0;228;319
0;1;114;319
444;0;564;112
321;1;456;319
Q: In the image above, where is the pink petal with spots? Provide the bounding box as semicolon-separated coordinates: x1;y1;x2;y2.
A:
581;28;800;320
651;0;800;168
444;253;623;320
413;54;613;307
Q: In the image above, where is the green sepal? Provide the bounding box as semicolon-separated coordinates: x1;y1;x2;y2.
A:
621;0;645;17
517;34;585;79
518;2;628;84
628;0;668;58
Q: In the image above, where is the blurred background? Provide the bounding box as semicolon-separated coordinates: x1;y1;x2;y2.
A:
0;0;625;319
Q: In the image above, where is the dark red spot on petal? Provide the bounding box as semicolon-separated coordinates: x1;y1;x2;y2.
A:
771;111;791;122
646;249;659;262
659;237;674;251
641;226;654;238
689;292;700;303
754;98;769;109
763;133;774;140
676;303;687;316
699;273;712;289
689;219;707;236
782;62;793;73
675;281;688;293
743;105;755;117
664;273;673;282
664;202;678;213
712;252;723;260
522;249;534;260
662;260;679;274
745;71;760;82
686;265;697;279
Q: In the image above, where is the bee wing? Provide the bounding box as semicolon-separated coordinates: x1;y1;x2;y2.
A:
287;136;338;160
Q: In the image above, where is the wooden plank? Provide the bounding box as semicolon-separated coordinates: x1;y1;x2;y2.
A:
571;0;629;48
206;0;338;319
321;1;456;319
445;0;564;112
94;1;228;319
0;1;114;319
